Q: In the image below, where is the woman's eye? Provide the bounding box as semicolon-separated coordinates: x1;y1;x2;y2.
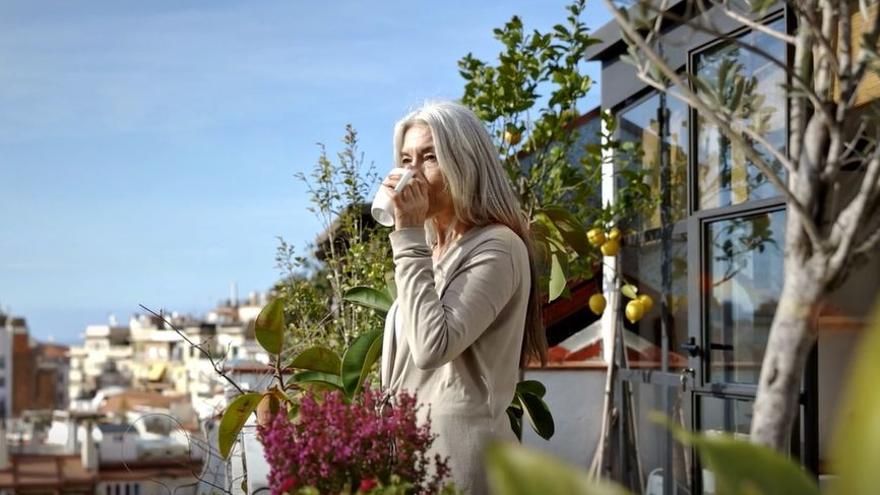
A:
401;157;412;164
425;154;437;162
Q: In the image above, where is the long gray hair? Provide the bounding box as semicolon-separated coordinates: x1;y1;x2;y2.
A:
392;101;547;367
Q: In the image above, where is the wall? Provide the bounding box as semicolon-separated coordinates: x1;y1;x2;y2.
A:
521;368;605;468
99;432;138;463
11;331;33;417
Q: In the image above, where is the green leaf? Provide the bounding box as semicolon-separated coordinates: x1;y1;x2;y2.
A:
506;406;524;439
218;392;261;459
341;329;383;398
519;390;555;440
254;298;285;355
516;380;547;398
750;0;775;13
621;284;639;299
549;252;566;302
829;303;880;495
384;272;398;300
485;442;630;495
654;413;819;495
343;287;393;315
290;370;343;390
289;346;342;375
541;206;591;258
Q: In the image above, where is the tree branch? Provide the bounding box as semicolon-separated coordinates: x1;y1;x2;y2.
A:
790;6;814;168
787;0;842;75
634;1;835;133
606;0;826;249
716;1;797;45
853;221;880;259
828;143;880;273
812;0;839;100
635;69;796;177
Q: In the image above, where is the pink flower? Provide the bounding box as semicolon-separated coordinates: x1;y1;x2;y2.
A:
279;477;296;494
257;385;450;495
358;477;378;492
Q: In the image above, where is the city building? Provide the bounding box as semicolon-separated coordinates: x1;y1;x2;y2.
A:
69;324;132;403
6;317;70;417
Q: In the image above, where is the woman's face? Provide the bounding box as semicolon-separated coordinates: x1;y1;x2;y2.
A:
400;124;454;220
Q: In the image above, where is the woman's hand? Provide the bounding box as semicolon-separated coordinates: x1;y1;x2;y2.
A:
382;169;430;229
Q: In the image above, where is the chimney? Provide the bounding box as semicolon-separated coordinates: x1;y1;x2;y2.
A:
230;282;239;307
81;420;97;471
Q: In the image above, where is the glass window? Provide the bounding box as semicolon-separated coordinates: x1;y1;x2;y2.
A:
705;210;785;384
695;17;787;211
618;89;689;230
621;229;689;369
700;395;753;436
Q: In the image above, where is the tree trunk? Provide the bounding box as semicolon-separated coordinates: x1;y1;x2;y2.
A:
749;256;825;450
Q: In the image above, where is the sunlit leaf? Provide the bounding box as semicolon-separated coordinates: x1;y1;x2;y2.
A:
290;346;342;375
218;392;261;459
384;272;398;300
289;370;343;390
549;252;566;301
485;442;630;495
255;298;285;355
341;329;383;398
653;413;819;495
621;284;639;300
343;287;393;315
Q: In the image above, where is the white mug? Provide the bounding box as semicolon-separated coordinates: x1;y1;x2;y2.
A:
371;167;414;227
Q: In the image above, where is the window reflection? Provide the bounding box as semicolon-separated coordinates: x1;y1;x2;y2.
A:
696;17;787;210
706;210;784;384
617;90;689;229
615;89;690;370
621;230;689;369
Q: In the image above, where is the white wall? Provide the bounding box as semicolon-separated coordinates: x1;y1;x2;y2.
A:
99;431;139;463
521;368;605;468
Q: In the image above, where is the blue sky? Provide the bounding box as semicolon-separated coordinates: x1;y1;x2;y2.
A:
0;0;610;344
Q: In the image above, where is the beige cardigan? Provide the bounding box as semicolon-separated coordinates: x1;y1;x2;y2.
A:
380;224;530;495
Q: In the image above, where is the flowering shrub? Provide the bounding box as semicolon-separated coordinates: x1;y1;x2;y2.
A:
258;385;452;495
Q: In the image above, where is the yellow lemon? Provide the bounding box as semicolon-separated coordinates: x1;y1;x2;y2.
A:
587;227;606;247
608;227;622;241
638;294;654;313
600;239;620;257
588;293;607;315
503;130;522;145
625;300;645;323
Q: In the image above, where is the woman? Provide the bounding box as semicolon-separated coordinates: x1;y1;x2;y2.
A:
379;101;547;494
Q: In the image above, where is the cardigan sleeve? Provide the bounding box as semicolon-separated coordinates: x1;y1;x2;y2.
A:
390;227;521;370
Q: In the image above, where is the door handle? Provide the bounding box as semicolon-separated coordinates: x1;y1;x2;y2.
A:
680;337;701;357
